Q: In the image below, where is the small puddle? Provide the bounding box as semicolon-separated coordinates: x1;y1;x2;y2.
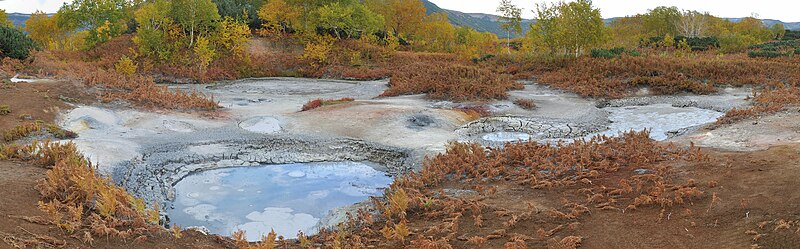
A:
169;161;392;241
482;132;532;142
601;104;723;141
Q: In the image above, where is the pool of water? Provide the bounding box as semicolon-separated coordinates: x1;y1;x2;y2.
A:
482;132;532;142
600;104;723;141
169;161;393;241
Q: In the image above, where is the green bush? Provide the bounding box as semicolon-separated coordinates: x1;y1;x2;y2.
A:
641;36;720;51
783;30;800;40
749;40;800;50
747;50;789;58
591;47;640;59
0;26;36;60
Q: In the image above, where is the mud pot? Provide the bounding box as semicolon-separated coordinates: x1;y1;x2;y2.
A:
169;161;392;241
50;78;774;240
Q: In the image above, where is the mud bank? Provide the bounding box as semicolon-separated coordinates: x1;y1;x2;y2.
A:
461;85;750;145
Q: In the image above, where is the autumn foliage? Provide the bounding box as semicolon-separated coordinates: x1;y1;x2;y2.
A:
0;141;163;244
534;53;800;98
714;84;800;126
301;98;355;111
382;53;523;101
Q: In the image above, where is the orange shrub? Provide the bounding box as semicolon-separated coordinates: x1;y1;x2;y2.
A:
533;53;800;98
513;99;536;110
382;58;522;101
714;84;800;126
301;98;355;111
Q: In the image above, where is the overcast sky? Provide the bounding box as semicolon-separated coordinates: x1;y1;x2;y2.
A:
1;0;799;22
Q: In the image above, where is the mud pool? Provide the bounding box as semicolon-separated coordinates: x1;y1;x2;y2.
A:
169;161;393;241
599;104;724;141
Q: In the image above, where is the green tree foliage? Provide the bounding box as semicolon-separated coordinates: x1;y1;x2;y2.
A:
733;17;773;42
313;1;384;39
212;0;264;28
497;0;522;54
170;0;221;47
215;16;251;57
643;6;681;36
26;12;58;48
365;0;426;38
417;12;455;52
193;36;216;70
133;0;177;60
0;26;37;59
0;9;13;27
528;0;606;56
455;26;499;59
528;2;559;53
257;0;300;33
608;16;647;48
134;0;249;65
56;0;136;48
771;24;786;40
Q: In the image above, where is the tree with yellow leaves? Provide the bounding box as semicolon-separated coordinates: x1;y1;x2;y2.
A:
257;0;300;33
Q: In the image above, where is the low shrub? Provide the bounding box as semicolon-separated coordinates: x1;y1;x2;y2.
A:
382;58;522;101
0;104;10;115
591;47;640;59
535;54;800;98
0;26;37;60
641;36;720;51
714;84;800;126
301;97;355;111
2;121;77;142
513;99;536;110
455;105;491;121
748;50;790;58
0;141;163;242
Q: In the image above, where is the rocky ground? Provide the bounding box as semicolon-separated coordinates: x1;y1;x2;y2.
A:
2;77;799;248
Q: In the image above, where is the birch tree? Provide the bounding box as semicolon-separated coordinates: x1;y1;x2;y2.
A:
497;0;522;54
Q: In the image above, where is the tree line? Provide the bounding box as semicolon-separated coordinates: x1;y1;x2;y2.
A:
496;1;789;57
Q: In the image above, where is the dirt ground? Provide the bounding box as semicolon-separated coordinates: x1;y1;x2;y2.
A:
0;81;91;131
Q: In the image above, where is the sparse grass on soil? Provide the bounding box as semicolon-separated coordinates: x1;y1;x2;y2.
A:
1;121;77;142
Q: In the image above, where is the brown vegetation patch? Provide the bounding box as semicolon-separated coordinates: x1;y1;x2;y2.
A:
533;54;800;98
301;97;355;111
714;84;800;126
23;36;219;111
514;99;537;110
382;56;522;101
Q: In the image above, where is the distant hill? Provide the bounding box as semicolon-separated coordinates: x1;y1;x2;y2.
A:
422;0;532;38
7;13;34;29
724;18;800;30
422;0;800;38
